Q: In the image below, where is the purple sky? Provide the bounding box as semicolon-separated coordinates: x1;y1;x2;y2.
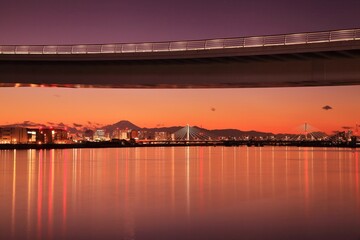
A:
1;0;360;45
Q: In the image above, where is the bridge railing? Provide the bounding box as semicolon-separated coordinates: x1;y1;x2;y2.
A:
1;29;359;55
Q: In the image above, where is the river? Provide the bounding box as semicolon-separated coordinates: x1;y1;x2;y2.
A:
0;146;359;240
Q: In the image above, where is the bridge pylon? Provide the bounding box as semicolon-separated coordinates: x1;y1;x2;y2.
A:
173;125;217;141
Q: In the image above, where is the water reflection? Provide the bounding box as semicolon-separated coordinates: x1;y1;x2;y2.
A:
11;150;16;238
0;147;359;240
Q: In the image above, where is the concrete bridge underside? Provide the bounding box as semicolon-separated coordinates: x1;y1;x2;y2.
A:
1;41;360;88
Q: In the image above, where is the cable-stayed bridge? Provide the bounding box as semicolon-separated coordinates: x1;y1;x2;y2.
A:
137;125;219;144
1;28;360;88
173;125;217;141
289;123;328;141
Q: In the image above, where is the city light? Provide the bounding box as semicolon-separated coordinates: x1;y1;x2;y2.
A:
0;123;358;148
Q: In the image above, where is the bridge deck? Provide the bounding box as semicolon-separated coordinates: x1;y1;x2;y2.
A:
1;28;360;57
1;28;360;88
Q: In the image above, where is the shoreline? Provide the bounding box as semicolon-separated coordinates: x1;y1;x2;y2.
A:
0;141;358;150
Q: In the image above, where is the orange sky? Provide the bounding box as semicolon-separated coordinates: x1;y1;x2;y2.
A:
0;86;359;134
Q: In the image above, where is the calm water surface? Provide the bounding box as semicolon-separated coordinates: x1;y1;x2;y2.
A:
0;146;359;240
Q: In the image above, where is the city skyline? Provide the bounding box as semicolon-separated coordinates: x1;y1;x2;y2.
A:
0;119;356;147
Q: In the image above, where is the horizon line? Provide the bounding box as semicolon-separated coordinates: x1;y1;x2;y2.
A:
1;120;357;136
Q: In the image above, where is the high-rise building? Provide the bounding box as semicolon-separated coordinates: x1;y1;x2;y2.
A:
84;130;94;141
154;131;171;141
119;130;129;140
138;130;151;140
130;130;139;139
0;127;28;144
94;129;106;141
27;129;38;143
37;128;68;144
112;129;119;139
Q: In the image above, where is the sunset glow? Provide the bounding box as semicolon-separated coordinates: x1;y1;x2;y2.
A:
1;86;359;134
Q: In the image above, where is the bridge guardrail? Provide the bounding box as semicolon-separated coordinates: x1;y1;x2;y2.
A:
1;28;359;55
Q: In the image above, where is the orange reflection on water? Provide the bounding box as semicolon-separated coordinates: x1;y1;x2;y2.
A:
198;147;204;214
27;150;34;237
304;148;309;214
47;150;54;239
37;150;43;240
1;147;360;240
356;151;359;215
62;151;67;237
356;151;359;192
11;150;16;238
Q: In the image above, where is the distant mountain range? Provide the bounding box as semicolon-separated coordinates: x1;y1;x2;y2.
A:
0;120;327;138
102;120;142;132
100;121;276;137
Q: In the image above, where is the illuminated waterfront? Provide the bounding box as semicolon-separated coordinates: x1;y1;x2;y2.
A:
0;146;359;239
